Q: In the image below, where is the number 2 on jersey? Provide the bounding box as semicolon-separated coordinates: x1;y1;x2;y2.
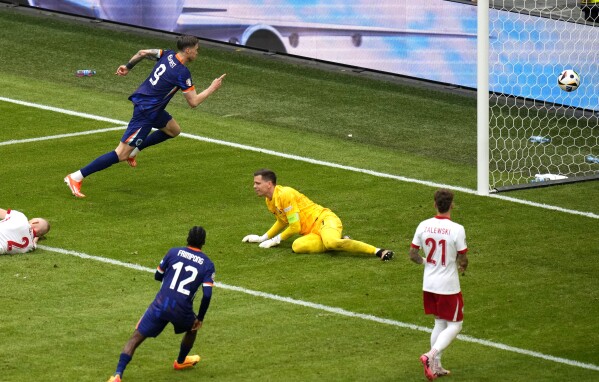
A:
425;238;447;266
149;64;166;86
169;261;198;296
7;236;29;251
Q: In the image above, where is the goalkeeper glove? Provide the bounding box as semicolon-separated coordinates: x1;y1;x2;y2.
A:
242;233;268;243
259;234;282;248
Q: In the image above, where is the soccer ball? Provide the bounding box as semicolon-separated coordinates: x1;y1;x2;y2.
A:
557;69;580;92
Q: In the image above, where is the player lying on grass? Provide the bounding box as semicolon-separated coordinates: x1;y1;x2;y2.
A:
65;34;226;198
0;208;50;254
107;226;215;382
242;169;394;260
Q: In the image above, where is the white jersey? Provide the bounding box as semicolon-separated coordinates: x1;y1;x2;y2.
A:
411;216;467;294
0;210;36;254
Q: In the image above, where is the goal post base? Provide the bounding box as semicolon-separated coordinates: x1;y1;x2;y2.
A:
492;174;599;193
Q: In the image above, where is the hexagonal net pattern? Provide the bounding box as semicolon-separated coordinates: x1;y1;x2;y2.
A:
488;1;599;190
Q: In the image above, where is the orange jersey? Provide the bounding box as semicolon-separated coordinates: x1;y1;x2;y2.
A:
266;185;328;236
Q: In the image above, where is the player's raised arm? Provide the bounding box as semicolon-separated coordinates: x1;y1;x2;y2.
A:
116;49;163;76
183;74;226;108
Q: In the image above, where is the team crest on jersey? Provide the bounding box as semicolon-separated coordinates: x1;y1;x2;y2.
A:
186;78;192;87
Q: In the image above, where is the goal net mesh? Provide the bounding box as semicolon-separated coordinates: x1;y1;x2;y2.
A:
488;1;599;191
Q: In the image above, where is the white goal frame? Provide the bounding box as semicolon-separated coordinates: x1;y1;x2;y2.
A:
477;0;599;195
477;0;490;196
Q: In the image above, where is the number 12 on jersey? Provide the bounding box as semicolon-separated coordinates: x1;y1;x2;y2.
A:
169;261;198;296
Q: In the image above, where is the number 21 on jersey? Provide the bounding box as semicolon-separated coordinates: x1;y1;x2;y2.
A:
425;238;447;266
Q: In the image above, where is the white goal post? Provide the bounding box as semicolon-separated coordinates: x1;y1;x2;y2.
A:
478;0;599;194
478;0;490;196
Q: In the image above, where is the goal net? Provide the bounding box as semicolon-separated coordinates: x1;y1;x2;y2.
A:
485;0;599;192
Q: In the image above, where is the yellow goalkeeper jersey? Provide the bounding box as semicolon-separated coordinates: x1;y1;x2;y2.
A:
265;185;328;236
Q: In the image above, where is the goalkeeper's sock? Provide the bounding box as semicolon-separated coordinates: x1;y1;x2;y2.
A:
80;151;119;177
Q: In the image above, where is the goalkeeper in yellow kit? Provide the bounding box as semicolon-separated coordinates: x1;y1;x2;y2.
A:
242;169;394;261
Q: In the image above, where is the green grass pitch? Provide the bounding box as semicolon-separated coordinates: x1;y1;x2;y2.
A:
0;5;598;382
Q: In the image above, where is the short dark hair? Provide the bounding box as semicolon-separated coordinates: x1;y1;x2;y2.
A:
434;189;454;213
177;35;199;51
187;226;206;248
254;169;277;185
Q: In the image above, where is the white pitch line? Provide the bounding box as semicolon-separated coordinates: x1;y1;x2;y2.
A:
180;133;599;219
0;126;126;146
0;96;126;125
1;96;597;220
38;244;599;372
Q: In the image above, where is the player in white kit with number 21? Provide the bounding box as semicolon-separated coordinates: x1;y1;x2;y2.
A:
409;189;468;381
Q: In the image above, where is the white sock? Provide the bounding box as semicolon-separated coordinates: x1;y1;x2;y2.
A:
431;318;447;348
70;170;84;182
430;321;462;354
435;351;444;368
129;148;140;158
426;348;438;360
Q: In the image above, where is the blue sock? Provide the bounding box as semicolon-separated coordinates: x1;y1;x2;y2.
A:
80;151;119;177
137;130;173;151
177;343;193;364
115;353;132;377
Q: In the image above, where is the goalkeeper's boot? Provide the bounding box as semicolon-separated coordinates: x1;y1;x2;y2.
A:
173;355;201;370
107;374;121;382
126;156;137;168
376;249;394;261
64;175;85;198
420;354;437;381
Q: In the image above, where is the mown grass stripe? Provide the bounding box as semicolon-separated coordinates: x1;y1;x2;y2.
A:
1;96;597;219
38;244;599;372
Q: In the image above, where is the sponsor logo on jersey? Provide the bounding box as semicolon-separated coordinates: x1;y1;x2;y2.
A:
167;54;177;68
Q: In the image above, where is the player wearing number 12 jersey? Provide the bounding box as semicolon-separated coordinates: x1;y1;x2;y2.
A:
409;189;468;381
107;226;215;382
65;35;226;198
